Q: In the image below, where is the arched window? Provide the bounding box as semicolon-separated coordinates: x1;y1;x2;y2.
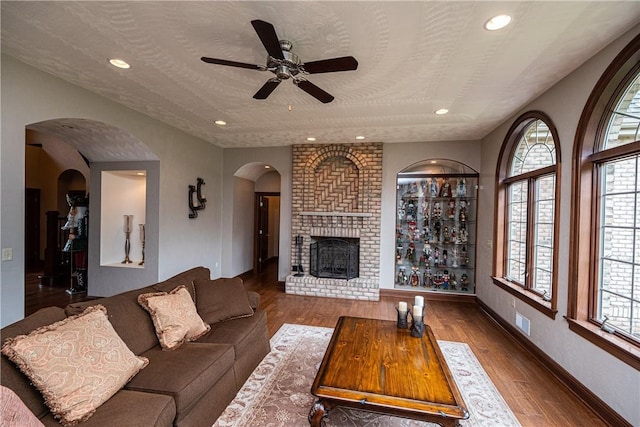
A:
570;34;640;368
494;112;560;318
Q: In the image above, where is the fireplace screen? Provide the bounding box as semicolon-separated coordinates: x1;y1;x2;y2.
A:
310;237;359;280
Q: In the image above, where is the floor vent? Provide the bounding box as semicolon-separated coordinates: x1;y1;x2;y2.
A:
515;311;530;336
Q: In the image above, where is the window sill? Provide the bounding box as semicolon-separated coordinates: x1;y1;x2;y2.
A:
491;276;557;319
566;318;640;370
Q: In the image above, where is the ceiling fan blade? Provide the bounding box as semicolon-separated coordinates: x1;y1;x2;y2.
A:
253;79;281;99
296;80;334;103
201;57;263;70
303;56;358;74
251;20;284;60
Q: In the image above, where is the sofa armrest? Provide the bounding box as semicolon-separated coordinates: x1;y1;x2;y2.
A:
247;291;261;310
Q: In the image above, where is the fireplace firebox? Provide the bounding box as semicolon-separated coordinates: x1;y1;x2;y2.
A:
310;237;359;280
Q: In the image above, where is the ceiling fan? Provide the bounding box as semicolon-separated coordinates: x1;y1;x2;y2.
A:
201;20;358;103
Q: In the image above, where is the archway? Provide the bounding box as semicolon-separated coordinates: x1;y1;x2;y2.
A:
24;118;159;313
233;163;281;276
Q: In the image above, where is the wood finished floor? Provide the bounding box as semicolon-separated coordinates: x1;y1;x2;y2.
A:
25;264;605;427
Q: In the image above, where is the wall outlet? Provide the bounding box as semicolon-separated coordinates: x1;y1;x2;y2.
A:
1;248;12;261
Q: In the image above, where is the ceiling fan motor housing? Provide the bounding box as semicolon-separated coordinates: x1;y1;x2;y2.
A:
267;40;300;79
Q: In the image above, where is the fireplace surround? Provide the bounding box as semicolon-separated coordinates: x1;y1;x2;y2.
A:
285;143;382;300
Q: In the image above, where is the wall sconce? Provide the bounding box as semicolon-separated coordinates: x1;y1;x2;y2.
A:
188;178;207;219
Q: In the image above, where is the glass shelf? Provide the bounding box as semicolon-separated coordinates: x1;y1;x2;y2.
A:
395;165;478;294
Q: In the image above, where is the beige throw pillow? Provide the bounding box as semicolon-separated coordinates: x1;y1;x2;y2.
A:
138;285;210;350
1;305;148;426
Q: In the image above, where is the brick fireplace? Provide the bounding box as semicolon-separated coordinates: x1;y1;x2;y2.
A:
285;143;382;300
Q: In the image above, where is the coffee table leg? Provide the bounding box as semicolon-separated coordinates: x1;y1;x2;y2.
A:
308;400;330;427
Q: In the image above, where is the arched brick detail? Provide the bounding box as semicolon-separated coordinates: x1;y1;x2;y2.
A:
303;145;370;212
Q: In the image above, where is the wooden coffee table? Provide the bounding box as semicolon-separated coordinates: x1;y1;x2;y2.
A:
309;316;469;427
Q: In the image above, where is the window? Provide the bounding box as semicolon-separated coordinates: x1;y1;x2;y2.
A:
493;112;560;318
569;34;640;369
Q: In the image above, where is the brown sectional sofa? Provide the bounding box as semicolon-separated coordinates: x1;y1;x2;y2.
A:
1;267;271;427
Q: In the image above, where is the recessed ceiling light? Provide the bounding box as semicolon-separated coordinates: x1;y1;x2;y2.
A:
307;137;316;141
435;108;449;115
264;165;271;169
214;120;226;126
109;58;130;69
430;160;438;164
356;135;365;140
484;14;512;31
136;172;145;176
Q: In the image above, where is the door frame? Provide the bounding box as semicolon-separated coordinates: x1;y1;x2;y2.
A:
254;192;280;274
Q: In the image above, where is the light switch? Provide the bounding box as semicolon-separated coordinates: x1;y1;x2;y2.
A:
2;248;13;261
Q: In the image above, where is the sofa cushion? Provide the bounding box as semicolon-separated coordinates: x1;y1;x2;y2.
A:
39;389;176;427
198;309;268;360
138;286;210;351
151;266;211;302
1;305;148;426
125;342;234;422
65;286;160;356
193;278;254;324
1;307;68;420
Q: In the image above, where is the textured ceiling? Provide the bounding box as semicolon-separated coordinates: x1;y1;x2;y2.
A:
2;1;639;150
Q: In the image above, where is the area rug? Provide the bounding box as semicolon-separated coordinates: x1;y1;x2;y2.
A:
214;324;521;427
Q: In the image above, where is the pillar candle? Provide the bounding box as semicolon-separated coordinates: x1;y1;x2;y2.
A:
398;301;407;312
414;295;424;307
413;305;423;318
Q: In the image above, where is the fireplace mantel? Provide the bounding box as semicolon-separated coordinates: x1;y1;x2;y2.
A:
300;212;372;217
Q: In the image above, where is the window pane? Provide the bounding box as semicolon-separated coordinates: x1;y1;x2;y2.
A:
533;265;551;295
533;175;555;295
602;157;637;195
604;73;640;150
600;259;632;294
599;289;632;335
633;301;640;339
510;120;556;177
507;181;527;284
603;194;635;227
602;227;634;263
598;155;640;338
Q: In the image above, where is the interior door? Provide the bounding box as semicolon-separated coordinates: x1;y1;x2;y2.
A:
257;195;269;273
25;188;41;272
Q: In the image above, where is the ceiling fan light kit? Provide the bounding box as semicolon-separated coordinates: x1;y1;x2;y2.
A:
201;19;358;103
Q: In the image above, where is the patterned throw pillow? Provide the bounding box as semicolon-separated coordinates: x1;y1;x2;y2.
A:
1;305;148;426
138;285;210;350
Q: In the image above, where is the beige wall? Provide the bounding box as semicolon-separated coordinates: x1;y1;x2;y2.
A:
476;24;640;425
1;55;224;325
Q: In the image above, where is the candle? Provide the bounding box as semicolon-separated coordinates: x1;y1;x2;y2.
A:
414;295;424;307
123;215;133;233
413;305;423;318
398;301;407;313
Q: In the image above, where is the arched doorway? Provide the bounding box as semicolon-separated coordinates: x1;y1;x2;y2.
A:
24;118;159;314
233;163;281;276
